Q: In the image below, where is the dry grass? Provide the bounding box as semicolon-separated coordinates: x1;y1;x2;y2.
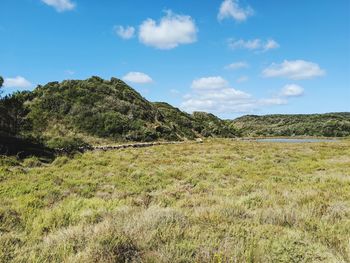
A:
1;139;350;262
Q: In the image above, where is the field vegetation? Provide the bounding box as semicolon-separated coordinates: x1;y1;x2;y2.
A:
1;139;350;262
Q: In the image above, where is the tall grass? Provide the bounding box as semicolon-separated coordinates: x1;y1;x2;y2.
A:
1;139;349;262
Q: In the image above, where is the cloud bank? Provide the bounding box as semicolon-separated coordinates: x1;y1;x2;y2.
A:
181;76;286;114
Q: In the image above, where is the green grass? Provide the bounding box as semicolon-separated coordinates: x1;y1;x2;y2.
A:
1;139;350;262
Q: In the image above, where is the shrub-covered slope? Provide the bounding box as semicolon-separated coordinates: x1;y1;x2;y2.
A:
153;102;239;139
233;113;350;137
0;77;239;148
25;76;167;142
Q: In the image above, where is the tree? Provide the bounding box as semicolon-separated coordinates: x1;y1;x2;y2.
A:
0;76;3;96
0;76;5;133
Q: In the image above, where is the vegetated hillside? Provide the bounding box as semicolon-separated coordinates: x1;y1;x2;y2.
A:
0;76;239;151
1;76;349;155
153;102;240;139
233;113;350;137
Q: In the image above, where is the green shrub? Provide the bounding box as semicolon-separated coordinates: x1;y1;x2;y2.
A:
22;156;42;168
46;137;90;153
0;156;20;167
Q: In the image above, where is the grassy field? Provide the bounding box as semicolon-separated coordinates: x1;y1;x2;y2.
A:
1;139;350;262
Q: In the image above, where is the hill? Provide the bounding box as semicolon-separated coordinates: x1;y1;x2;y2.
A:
233;113;350;137
1;76;349;155
0;77;239;152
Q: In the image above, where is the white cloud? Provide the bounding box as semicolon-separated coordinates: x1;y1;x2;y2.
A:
225;61;249;70
139;10;197;49
229;39;260;50
65;70;75;75
228;38;279;52
262;60;325;80
181;76;287;114
170;89;181;96
3;76;32;89
183;76;252;113
41;0;75;12
191;76;229;90
259;98;287;106
236;76;249;83
280;84;304;97
122;72;153;84
181;97;254;113
115;25;135;40
264;39;279;51
218;0;254;22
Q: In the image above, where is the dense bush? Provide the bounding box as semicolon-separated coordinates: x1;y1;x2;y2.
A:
0;91;32;136
233;113;350;137
46;137;91;153
154;103;240;139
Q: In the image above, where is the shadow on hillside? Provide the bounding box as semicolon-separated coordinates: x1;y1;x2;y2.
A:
0;134;55;160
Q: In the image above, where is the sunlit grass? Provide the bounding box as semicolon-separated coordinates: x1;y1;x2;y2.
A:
1;139;350;262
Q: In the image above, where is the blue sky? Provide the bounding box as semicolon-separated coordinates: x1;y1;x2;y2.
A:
1;0;349;118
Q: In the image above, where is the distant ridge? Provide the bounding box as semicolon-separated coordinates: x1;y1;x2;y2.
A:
232;113;350;137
